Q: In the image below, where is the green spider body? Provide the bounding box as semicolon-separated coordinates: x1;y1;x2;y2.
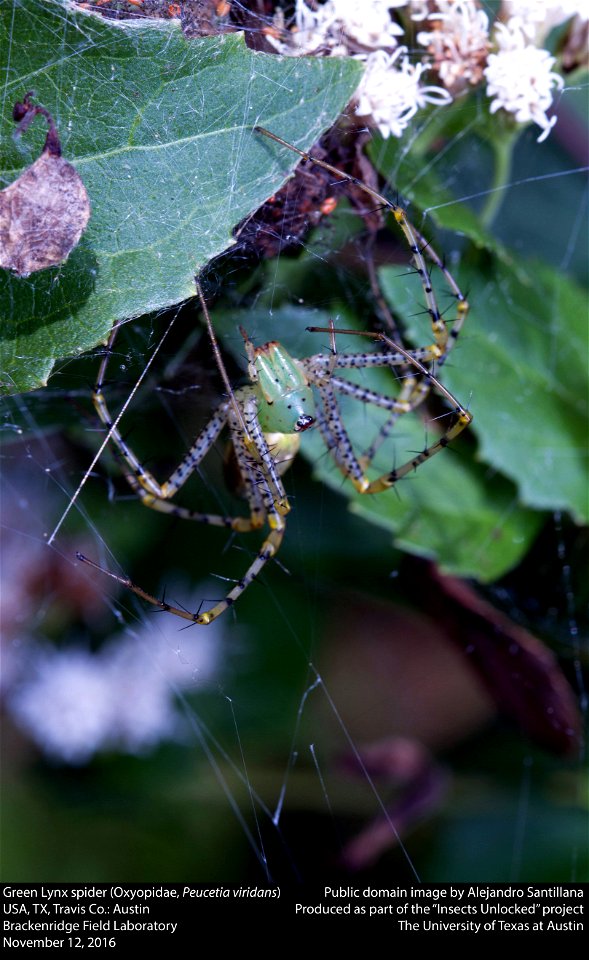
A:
225;341;311;496
249;340;316;435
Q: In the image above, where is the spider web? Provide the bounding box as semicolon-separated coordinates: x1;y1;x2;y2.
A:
1;0;587;889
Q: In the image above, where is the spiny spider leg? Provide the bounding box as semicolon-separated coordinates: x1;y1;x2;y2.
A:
255;126;468;470
254;126;469;365
79;299;294;624
306;326;472;493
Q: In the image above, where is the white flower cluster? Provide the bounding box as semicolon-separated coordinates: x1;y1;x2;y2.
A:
416;0;491;96
500;0;586;43
268;0;450;137
7;603;223;764
355;47;451;139
287;0;406;55
267;0;579;143
484;19;564;142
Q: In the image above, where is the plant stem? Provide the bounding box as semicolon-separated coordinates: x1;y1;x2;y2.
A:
480;130;516;229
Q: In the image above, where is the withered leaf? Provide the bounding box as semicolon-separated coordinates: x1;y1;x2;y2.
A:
419;562;582;757
0;95;90;277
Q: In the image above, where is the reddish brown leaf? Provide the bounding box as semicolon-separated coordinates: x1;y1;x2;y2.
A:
423;564;582;757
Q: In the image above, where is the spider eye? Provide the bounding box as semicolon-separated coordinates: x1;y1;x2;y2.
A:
295;414;315;432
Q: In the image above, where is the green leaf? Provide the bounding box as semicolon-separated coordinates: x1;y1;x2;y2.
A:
381;257;589;524
213;300;542;582
0;0;362;394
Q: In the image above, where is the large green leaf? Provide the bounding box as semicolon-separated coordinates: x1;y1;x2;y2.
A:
0;0;362;394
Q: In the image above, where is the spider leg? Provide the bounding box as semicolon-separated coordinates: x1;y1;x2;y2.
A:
303;344;440;381
313;381;369;490
80;413;290;625
305;333;471;493
93;325;277;531
304;349;431;469
365;251;424;454
239;394;291;515
170;412;291;623
331;373;432;470
196;522;286;624
93;324;226;497
255;126;469;365
78;522;285;625
312;377;470;494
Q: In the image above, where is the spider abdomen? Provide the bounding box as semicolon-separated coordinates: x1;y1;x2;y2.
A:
253;341;316;434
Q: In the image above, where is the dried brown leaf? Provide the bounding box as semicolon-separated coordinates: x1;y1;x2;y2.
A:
0;95;90;277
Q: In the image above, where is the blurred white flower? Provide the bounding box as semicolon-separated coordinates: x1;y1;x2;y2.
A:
416;0;491;94
7;591;224;764
355;47;452;138
101;616;220;753
484;20;564;142
408;0;432;22
9;648;114;765
321;0;406;51
501;0;588;44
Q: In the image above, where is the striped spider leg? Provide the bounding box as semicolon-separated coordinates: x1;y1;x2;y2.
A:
254;126;469;462
78;286;300;625
304;325;472;495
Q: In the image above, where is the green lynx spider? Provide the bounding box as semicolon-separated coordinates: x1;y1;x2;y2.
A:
78;128;471;625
